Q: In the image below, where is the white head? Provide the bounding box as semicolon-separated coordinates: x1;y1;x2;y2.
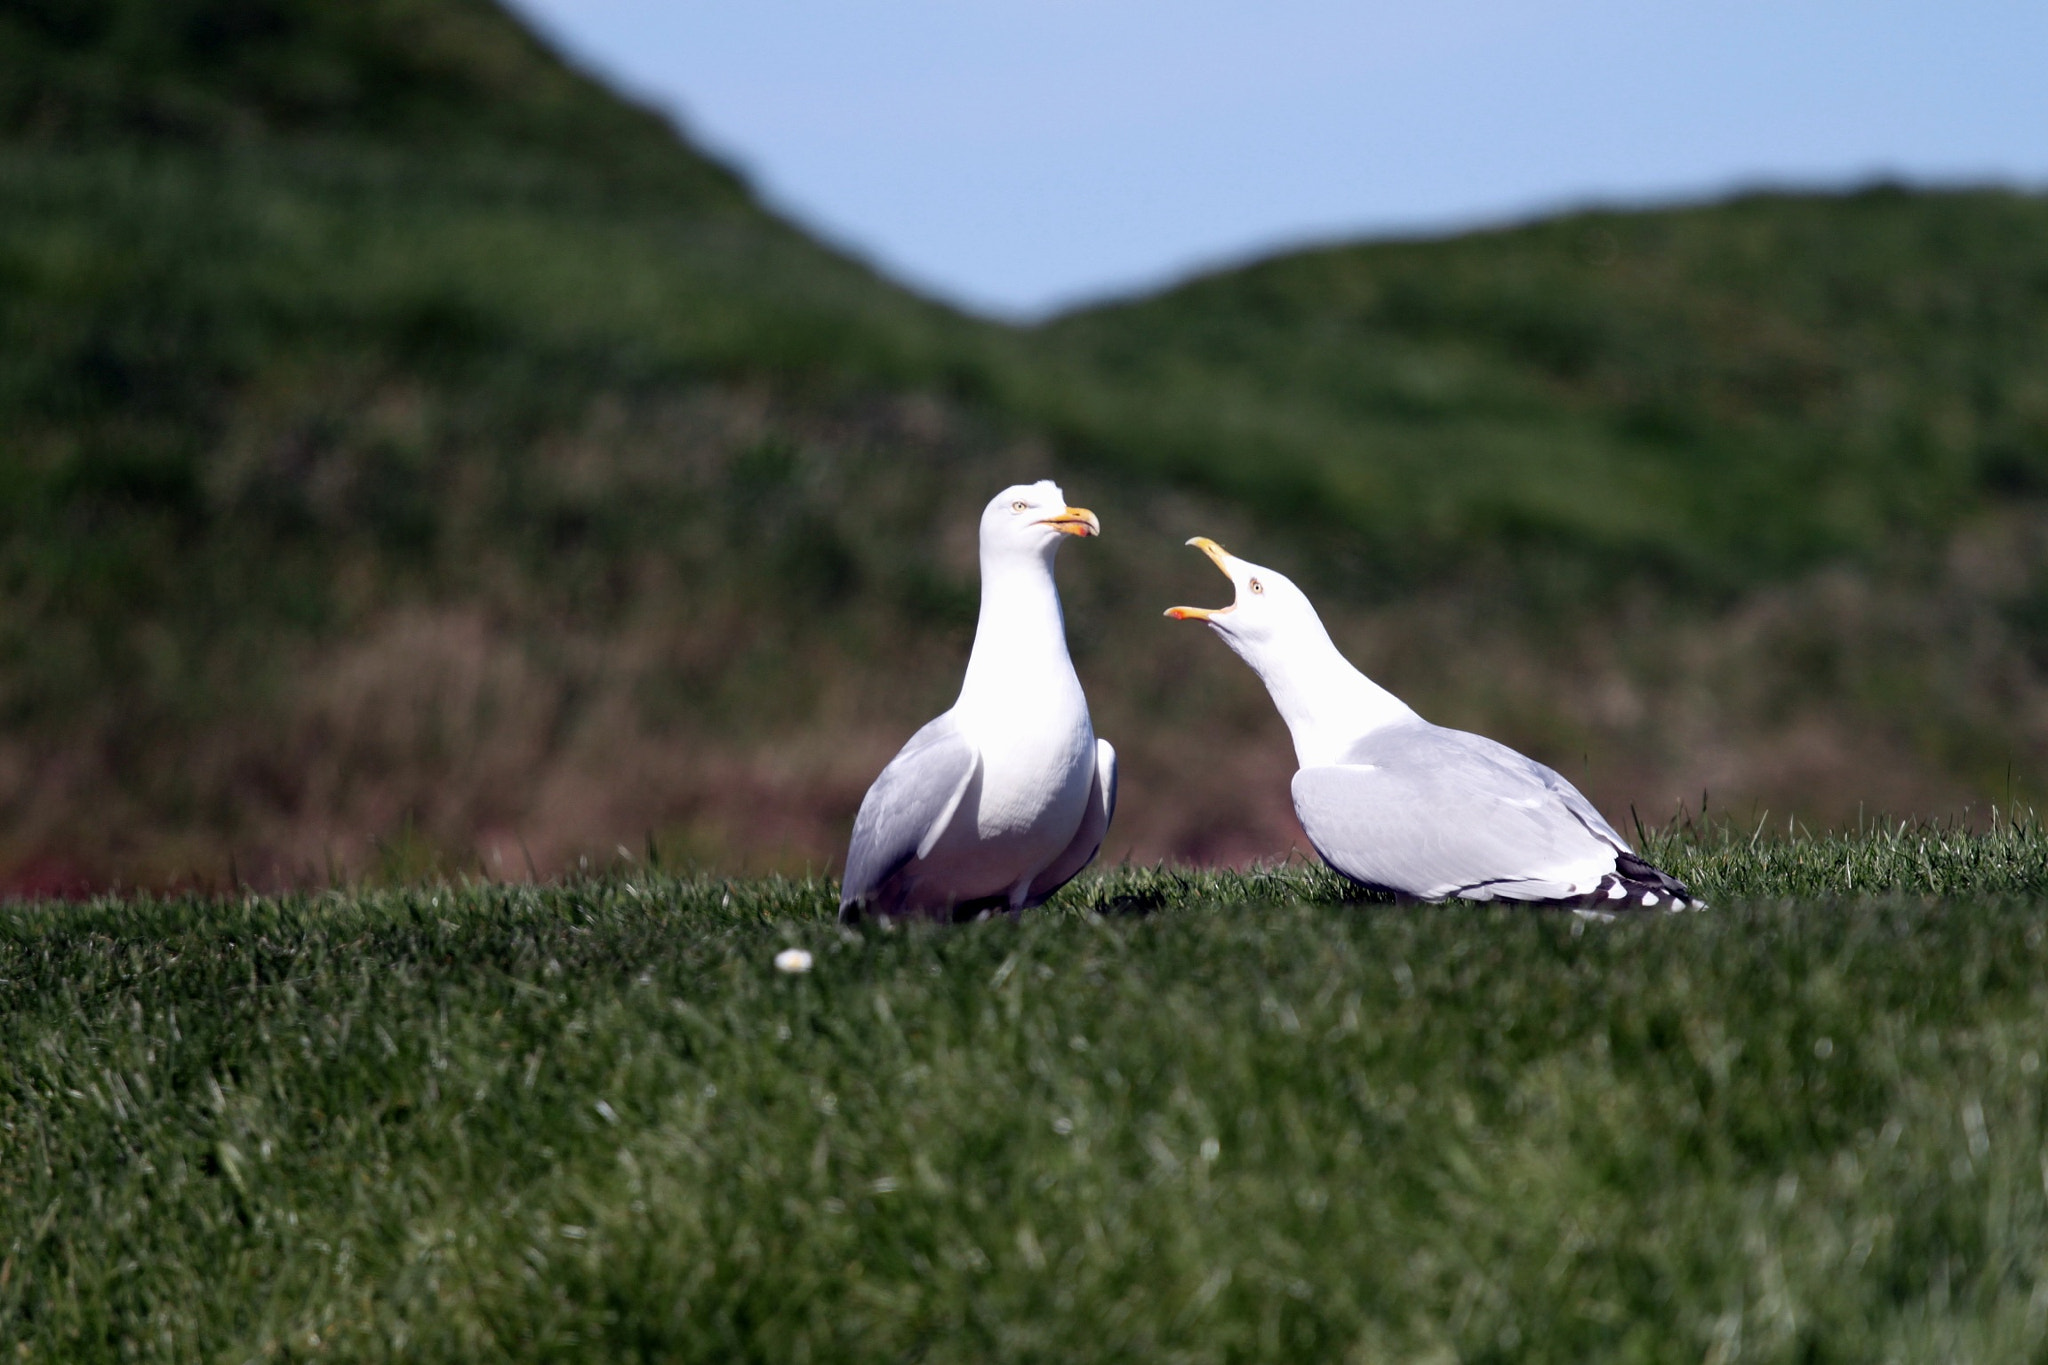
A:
978;480;1100;559
1163;536;1332;660
1165;536;1414;763
955;481;1100;710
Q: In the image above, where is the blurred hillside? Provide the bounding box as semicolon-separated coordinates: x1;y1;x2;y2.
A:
1039;190;2048;586
3;0;2047;890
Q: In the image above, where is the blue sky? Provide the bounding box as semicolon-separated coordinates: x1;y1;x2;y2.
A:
510;0;2048;319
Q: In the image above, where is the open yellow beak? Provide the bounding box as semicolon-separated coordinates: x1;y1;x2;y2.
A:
1164;536;1233;620
1037;506;1101;537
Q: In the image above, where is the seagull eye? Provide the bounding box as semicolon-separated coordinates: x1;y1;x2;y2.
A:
1011;500;1029;512
1249;578;1264;594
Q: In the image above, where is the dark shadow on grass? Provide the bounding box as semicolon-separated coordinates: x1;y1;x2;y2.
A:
1095;885;1181;918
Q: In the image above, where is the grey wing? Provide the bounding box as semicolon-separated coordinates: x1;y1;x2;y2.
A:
839;715;980;918
1024;738;1118;906
1520;754;1630;848
1294;723;1624;901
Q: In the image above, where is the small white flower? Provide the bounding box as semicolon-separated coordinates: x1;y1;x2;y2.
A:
774;948;814;974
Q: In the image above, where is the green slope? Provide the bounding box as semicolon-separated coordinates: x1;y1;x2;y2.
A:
4;0;2048;885
3;0;737;182
1030;189;2048;589
0;0;1033;882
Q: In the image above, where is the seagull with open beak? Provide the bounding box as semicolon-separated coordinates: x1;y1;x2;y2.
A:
1168;536;1698;914
839;481;1117;922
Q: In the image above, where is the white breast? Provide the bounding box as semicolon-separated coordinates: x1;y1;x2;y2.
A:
921;679;1093;899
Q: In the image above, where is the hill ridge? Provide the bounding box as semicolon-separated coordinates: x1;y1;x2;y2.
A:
4;0;2048;888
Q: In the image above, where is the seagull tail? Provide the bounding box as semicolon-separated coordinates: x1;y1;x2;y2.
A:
1570;851;1703;917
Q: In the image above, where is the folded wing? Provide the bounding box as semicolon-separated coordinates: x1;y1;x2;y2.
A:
1291;721;1625;902
839;716;980;922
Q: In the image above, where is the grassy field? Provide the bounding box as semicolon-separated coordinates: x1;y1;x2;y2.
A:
7;828;2048;1361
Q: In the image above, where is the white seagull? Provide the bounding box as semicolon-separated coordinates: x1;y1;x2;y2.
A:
839;482;1117;923
1166;537;1696;912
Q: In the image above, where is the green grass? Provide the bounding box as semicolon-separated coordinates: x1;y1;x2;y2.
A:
7;829;2048;1361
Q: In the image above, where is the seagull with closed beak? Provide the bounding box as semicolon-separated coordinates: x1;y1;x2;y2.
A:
839;482;1116;923
1166;537;1697;913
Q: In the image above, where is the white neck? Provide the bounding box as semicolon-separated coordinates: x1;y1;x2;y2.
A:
1224;615;1415;768
955;544;1080;720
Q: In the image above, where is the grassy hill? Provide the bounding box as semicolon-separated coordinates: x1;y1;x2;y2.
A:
0;0;1019;885
3;0;2048;889
1031;189;2048;589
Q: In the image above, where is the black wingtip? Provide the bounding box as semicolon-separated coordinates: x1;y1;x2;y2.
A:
1578;853;1703;914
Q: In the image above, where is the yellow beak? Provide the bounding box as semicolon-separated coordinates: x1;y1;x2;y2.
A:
1164;536;1233;620
1037;506;1101;537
